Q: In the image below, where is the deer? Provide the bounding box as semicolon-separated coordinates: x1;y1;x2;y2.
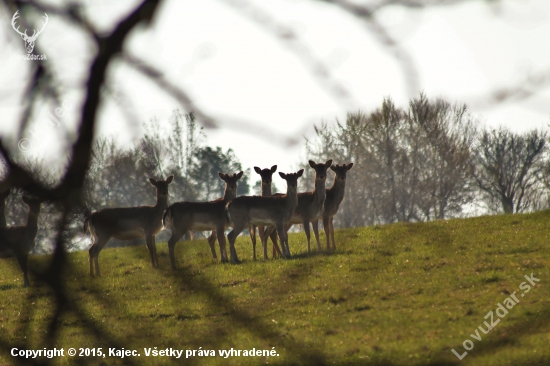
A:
226;169;304;263
317;163;353;251
205;166;282;260
0;196;41;287
163;172;243;269
281;160;332;255
11;11;48;54
84;175;174;277
250;165;283;260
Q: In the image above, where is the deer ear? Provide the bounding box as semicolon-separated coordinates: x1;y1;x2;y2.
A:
218;172;226;180
330;165;336;172
166;175;174;184
149;178;157;186
297;169;304;177
326;159;333;168
308;160;316;168
236;171;243;180
22;196;30;204
254;167;261;174
271;165;277;173
279;172;286;179
346;163;354;170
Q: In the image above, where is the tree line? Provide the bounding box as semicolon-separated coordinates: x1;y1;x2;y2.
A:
306;93;548;228
2;94;548;252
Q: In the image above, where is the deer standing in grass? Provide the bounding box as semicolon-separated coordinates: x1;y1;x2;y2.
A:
252;166;282;260
207;166;282;260
318;163;353;251
84;175;174;277
227;170;304;263
0;196;41;287
163;172;243;269
282;160;332;254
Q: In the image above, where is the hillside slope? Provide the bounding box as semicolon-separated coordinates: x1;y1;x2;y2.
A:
1;211;550;365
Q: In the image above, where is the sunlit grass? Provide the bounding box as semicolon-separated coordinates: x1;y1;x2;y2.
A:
1;211;550;365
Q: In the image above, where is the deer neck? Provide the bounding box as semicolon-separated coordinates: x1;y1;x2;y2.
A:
261;183;272;197
313;178;327;205
285;186;298;211
223;187;237;203
155;193;169;211
330;177;346;203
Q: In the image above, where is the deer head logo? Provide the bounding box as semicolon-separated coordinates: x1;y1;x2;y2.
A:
11;11;48;54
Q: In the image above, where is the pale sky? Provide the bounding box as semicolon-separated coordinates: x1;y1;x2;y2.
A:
1;0;549;188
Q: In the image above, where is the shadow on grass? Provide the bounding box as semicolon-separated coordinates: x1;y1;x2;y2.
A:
0;283;19;291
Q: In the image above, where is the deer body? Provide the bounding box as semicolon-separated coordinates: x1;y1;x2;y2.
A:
320;163;353;251
84;175;174;277
285;160;332;253
0;196;41;286
163;172;243;269
227;170;303;262
250;166;281;260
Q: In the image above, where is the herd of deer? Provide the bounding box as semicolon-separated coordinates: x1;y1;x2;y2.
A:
0;160;352;286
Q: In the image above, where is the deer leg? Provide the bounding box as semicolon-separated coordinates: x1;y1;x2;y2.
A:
207;231;217;259
261;226;269;261
276;222;289;258
282;224;291;258
168;230;185;270
227;223;245;264
250;225;257;260
88;245;96;277
323;215;330;251
16;254;29;287
145;235;158;268
269;227;282;258
88;235;98;277
89;235;107;277
216;226;229;263
330;216;336;251
303;219;311;253
94;252;101;277
269;226;276;258
262;225;276;258
152;235;159;268
312;219;321;251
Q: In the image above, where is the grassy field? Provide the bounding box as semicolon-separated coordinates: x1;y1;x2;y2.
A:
1;211;550;365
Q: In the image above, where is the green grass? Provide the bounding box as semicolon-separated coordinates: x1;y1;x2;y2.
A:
2;211;550;365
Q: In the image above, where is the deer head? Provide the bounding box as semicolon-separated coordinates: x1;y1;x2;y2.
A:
330;163;353;182
11;11;48;54
254;165;277;187
309;159;333;181
149;175;174;201
218;171;243;200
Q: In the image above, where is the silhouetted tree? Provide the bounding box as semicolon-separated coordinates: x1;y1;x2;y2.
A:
473;127;547;213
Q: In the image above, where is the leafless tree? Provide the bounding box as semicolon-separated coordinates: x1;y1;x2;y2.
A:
307;94;480;226
408;95;477;220
473;127;547;213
